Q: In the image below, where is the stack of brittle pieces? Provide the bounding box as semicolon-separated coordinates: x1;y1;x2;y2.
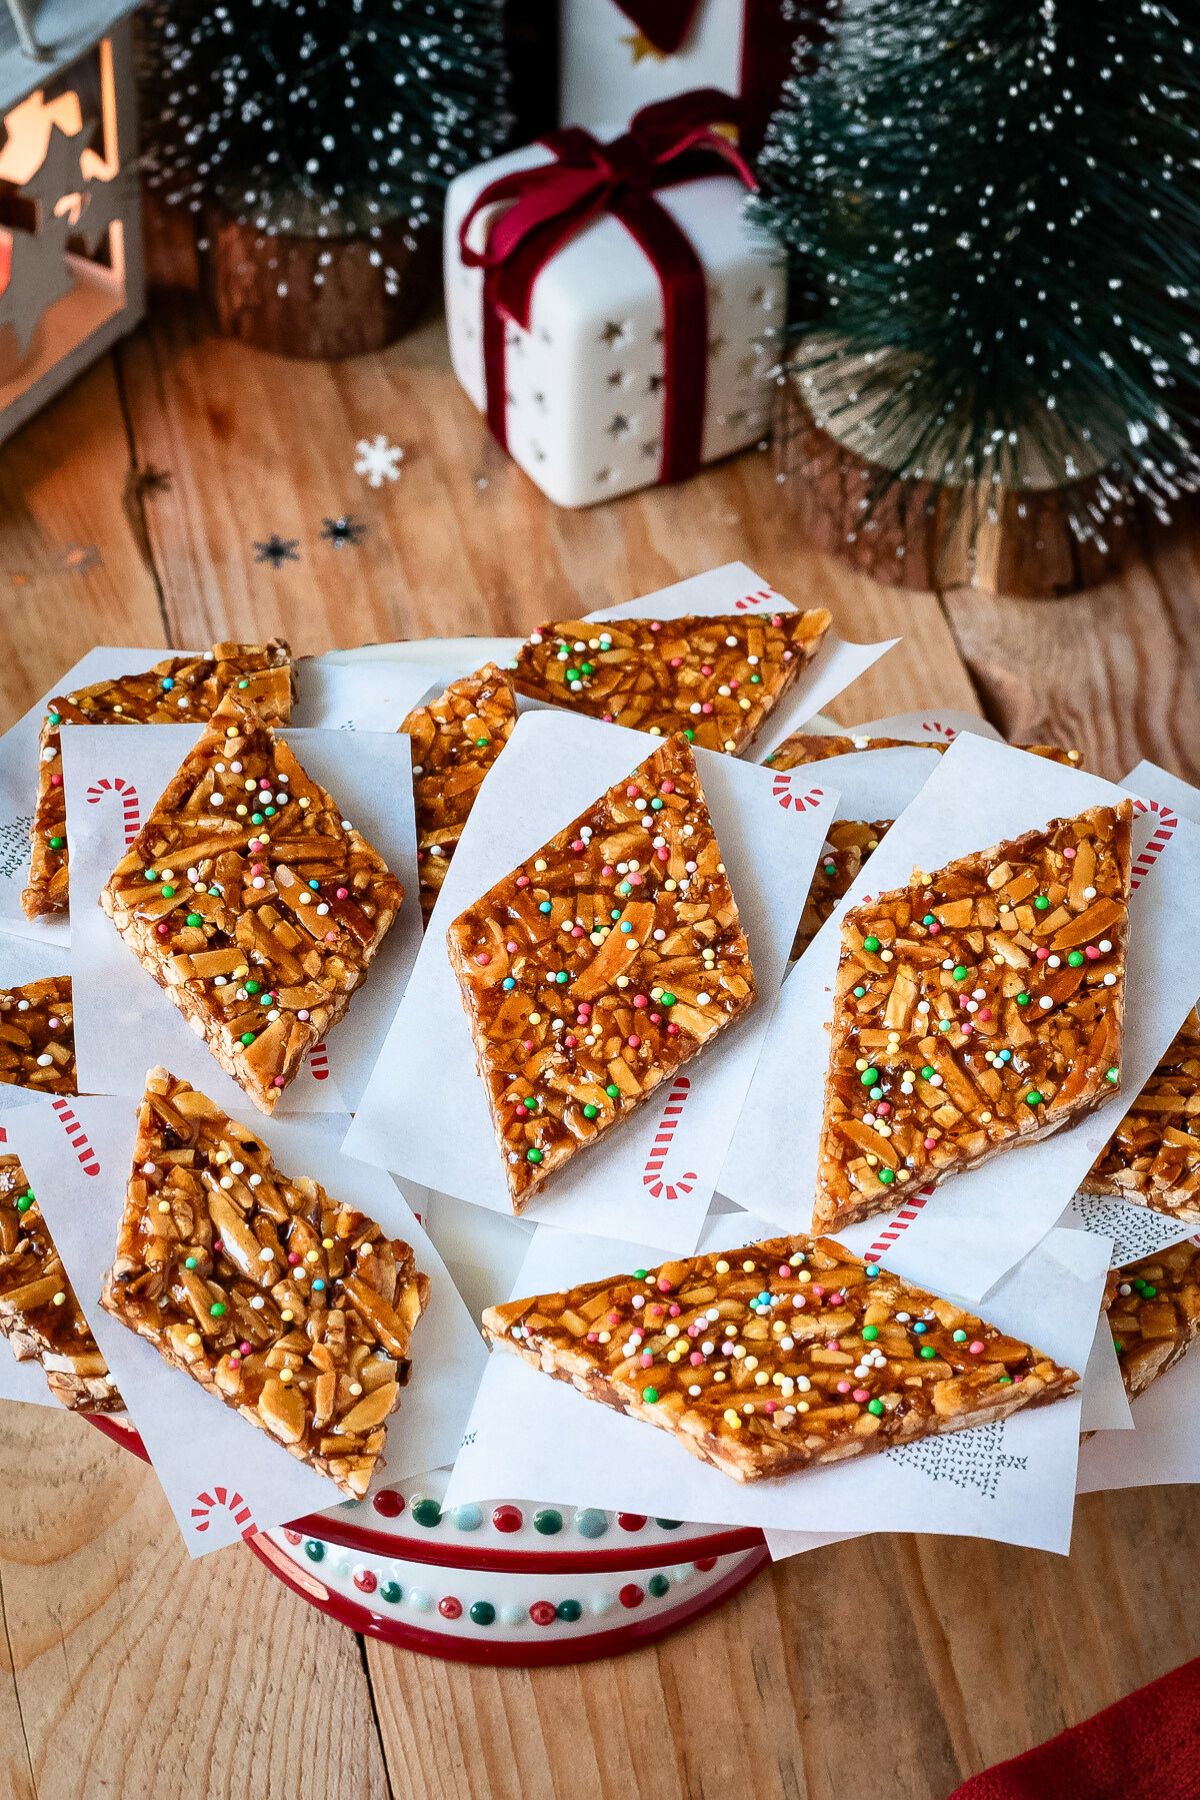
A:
0;977;121;1411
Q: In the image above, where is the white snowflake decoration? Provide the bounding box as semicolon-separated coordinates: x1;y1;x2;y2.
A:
354;435;405;489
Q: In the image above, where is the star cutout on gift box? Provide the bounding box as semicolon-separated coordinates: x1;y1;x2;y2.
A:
606;414;634;440
600;320;633;349
253;534;300;568
641;438;661;460
646;371;665;395
607;370;630;389
621;29;668;64
320;515;367;550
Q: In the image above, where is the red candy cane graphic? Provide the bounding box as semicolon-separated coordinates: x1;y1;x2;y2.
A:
642;1074;696;1201
50;1097;100;1176
1130;797;1178;889
307;1043;330;1081
734;586;784;612
770;773;827;815
864;1184;934;1265
919;720;958;741
86;776;141;845
191;1486;256;1538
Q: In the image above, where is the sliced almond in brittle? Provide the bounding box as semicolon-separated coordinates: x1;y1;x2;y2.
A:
100;1068;429;1497
23;641;294;919
511;610;831;756
446;733;755;1210
401;664;517;923
813;802;1133;1233
1106;1240;1200;1400
482;1233;1077;1482
1082;1011;1200;1223
99;692;404;1113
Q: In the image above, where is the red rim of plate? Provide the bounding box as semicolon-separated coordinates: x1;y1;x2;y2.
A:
247;1529;773;1666
86;1412;768;1572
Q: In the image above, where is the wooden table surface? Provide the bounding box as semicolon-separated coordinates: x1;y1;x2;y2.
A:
1;289;1198;1800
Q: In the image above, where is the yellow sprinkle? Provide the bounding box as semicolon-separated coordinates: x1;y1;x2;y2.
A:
321;1237;334;1249
528;1012;541;1025
281;1309;294;1322
186;1331;201;1346
157;1200;170;1214
305;1249;319;1263
723;1407;741;1428
715;1259;730;1274
51;1290;66;1306
742;1259;755;1273
279;1369;293;1384
349;1381;363;1396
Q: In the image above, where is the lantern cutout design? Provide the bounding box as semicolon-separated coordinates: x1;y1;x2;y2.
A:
0;6;143;442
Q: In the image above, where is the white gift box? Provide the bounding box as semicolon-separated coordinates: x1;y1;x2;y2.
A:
444;118;785;509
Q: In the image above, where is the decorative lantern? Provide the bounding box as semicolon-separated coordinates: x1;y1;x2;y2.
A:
0;1;143;444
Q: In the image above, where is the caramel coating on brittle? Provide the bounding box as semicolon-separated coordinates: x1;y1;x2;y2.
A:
101;1069;428;1497
815;802;1132;1233
765;733;1083;771
484;1234;1076;1483
446;734;754;1208
1107;1240;1200;1401
402;664;517;923
100;692;404;1113
23;640;293;919
511;610;830;755
792;819;893;962
1083;1011;1200;1223
0;976;75;1095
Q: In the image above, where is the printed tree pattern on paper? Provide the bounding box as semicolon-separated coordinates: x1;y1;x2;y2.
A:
1070;1191;1197;1268
887;1422;1028;1500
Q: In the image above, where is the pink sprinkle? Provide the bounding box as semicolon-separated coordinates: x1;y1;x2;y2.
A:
522;1039;534;1054
689;1350;704;1367
627;870;644;886
259;778;271;790
248;838;261;851
667;1023;680;1037
288;1252;301;1265
656;846;669;861
156;922;169;936
48;1017;59;1029
876;1101;890;1116
668;1303;680;1316
853;1388;870;1404
586;1331;598;1343
687;1322;701;1337
516;875;529;888
669;656;683;668
649;1303;663;1317
474;951;490;966
658;1277;671;1293
778;1263;791;1277
50;773;62;787
627;1034;641;1049
924;1135;937;1150
506;940;518;952
650;621;661;632
763;1400;776;1414
273;1075;285;1087
701;702;713;714
700;664;712;677
812;1286;825;1299
1063;846;1076;859
979;1007;992;1022
297;1009;310;1021
640;1351;654;1366
634;994;648;1009
828;1339;840;1353
230;1353;241;1365
335;887;348;900
571;838;584;853
240;1342;252;1354
609;1311;621;1325
929;921;941;934
601;864;614;878
213;1241;223;1253
661;780;675;794
250;863;262;876
962;1021;973;1034
729;679;739;690
564;1034;577;1048
1085;944;1101;960
626;785;640;799
969;1340;984;1355
836;1380;851;1394
325;931;337;944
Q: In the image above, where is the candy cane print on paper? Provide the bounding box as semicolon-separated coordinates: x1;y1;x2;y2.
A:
86;776;141;845
642;1074;696;1201
919;720;958;742
734;584;785;612
191;1485;256;1538
1130;797;1178;889
50;1097;100;1176
863;1185;933;1265
306;1043;330;1082
770;773;827;816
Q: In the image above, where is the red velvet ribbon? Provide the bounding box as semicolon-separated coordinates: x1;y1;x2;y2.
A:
459;90;756;489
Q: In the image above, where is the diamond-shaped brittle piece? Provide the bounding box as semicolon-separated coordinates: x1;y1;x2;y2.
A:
765;733;1083;770
1107;1241;1200;1401
792;819;894;962
100;693;404;1113
446;734;755;1209
0;975;75;1095
0;1152;122;1412
402;664;517;923
511;610;831;756
1082;1012;1200;1223
482;1234;1078;1483
24;640;294;919
100;1069;429;1497
814;802;1133;1233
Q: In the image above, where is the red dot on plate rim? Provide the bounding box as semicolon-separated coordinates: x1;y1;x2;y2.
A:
352;1567;378;1594
530;1599;557;1627
492;1504;523;1533
372;1488;405;1519
619;1583;645;1609
617;1512;647;1532
438;1595;462;1620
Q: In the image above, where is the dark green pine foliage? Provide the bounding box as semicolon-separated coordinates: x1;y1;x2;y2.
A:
751;0;1200;545
137;0;512;274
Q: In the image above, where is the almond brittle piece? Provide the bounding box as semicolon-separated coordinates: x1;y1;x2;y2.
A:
402;664;517;923
511;610;831;756
0;975;75;1095
446;734;755;1209
1106;1240;1200;1401
0;1153;122;1412
792;819;894;962
814;802;1133;1233
24;640;294;919
482;1234;1077;1482
100;1069;429;1497
1082;1011;1200;1223
100;693;404;1113
765;733;1083;770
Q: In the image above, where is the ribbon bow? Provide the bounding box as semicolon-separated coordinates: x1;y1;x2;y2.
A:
459;91;757;488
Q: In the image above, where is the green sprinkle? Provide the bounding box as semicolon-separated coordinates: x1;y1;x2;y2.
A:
48;712;61;726
867;1398;885;1416
264;806;276;817
210;1302;227;1318
1035;895;1050;911
684;728;695;742
878;1168;896;1185
144;869;157;881
539;900;552;914
522;1096;538;1111
251;812;263;825
185;912;202;927
16;1191;33;1214
921;1065;935;1080
304;1539;325;1562
923;913;936;927
245;980;261;994
411;1497;442;1528
526;1147;543;1164
48;834;64;850
824;861;837;877
1016;992;1030;1006
565;668;579;683
475;736;489;748
953;1329;967;1343
862;1325;879;1342
580;662;595;676
749;673;761;684
1068;950;1085;967
650;797;664;810
1106;1067;1120;1084
860;1067;879;1087
533;1508;562;1535
660;992;676;1007
605;1083;620;1099
583;1104;599;1120
161;884;175;898
952;965;968;981
237;678;250;689
239;1032;255;1047
184;1256;198;1270
555;970;569;984
642;1386;659;1404
1113;1338;1124;1355
919;1345;937;1360
863;935;881;953
998;1375;1014;1385
853;985;866;999
1025;1090;1043;1107
939;1019;952;1032
633;1269;648;1281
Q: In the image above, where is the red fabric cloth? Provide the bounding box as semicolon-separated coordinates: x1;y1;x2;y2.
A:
951;1657;1200;1800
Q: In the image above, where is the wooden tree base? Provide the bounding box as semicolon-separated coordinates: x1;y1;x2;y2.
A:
777;381;1136;598
200;210;437;360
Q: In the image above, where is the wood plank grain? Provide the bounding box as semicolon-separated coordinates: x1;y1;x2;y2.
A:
117;298;978;731
0;1405;390;1800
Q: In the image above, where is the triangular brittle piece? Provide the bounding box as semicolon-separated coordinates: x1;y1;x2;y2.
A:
482;1234;1078;1482
24;640;293;918
100;693;404;1113
510;609;831;755
792;818;894;962
1106;1241;1200;1401
1082;1011;1200;1223
402;663;517;923
765;732;1083;771
446;734;755;1209
100;1069;429;1497
814;801;1133;1234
